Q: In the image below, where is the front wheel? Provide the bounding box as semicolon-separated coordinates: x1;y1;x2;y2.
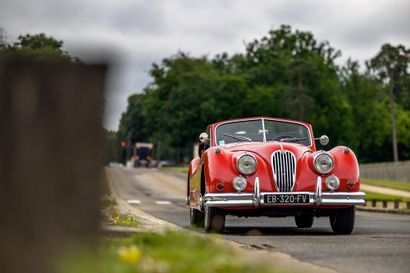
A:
294;214;314;228
204;206;225;233
190;207;204;227
329;206;356;234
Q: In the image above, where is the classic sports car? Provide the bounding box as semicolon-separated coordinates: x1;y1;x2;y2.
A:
187;117;365;234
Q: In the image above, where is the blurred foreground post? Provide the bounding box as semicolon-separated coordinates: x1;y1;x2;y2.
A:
0;57;106;273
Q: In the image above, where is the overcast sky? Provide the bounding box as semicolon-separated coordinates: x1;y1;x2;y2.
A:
1;0;409;130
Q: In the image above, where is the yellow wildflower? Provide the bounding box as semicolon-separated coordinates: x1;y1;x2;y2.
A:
118;245;141;264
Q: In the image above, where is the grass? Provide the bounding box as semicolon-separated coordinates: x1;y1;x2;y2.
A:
56;231;292;273
161;165;189;174
361;178;410;192
111;214;139;227
363;191;407;202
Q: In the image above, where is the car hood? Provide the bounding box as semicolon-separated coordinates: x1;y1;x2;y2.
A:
220;142;312;160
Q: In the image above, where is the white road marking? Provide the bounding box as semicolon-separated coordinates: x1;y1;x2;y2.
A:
127;200;141;204
155;200;172;205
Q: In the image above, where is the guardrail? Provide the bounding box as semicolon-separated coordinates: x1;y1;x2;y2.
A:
360;161;410;182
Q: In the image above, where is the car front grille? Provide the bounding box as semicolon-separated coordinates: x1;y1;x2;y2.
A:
271;150;296;192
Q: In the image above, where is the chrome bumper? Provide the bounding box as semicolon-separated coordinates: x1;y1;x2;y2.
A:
203;177;366;207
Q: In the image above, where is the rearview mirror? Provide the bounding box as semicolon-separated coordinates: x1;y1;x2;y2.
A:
199;132;209;144
318;135;329;146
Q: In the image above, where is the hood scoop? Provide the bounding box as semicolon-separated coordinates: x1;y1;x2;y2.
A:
271;150;296;192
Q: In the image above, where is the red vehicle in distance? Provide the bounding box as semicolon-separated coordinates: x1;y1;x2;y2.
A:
187;117;365;234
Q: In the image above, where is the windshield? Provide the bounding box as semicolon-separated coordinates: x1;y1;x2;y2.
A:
215;119;311;146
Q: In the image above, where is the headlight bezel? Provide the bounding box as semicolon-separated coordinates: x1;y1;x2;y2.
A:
236;153;258;176
313;152;334;174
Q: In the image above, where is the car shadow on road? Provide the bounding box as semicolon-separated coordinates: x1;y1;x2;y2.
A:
223;226;337;236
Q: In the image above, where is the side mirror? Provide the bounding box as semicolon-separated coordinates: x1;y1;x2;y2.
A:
318;135;329;146
199;132;209;144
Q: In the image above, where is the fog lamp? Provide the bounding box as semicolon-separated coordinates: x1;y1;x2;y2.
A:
326;175;340;191
232;176;247;192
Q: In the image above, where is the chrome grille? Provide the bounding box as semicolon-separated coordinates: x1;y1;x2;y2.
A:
271;150;296;192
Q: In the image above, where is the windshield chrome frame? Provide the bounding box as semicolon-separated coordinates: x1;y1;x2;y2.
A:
214;118;312;147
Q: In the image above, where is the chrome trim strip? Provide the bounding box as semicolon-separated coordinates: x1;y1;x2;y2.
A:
316;176;322;205
261;118;267;142
253;177;261;206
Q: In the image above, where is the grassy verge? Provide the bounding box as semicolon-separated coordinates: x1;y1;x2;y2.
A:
361;178;410;192
56;231;292;273
363;191;408;202
161;165;189;174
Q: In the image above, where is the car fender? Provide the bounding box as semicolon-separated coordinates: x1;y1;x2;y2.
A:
328;146;360;191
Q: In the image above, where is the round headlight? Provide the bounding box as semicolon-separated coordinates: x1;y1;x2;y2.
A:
237;154;257;176
326;175;340;191
232;176;247;192
314;153;334;174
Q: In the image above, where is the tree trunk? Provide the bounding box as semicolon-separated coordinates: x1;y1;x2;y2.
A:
389;83;399;162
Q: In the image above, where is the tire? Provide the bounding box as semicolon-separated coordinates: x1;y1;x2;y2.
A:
204;206;225;233
329;206;355;234
294;214;314;228
190;207;204;227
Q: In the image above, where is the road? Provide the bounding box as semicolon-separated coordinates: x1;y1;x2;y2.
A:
106;166;410;273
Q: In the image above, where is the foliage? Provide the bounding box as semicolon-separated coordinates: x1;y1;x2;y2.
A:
117;25;410;163
367;44;410;161
112;214;139;227
0;31;80;62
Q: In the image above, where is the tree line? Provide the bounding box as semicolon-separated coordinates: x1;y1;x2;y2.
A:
1;26;408;164
117;25;410;163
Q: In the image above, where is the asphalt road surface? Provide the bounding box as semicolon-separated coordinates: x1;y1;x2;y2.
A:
107;166;410;273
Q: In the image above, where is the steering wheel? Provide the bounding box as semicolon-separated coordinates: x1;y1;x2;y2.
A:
273;135;301;143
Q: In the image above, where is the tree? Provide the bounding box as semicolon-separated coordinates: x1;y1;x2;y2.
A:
0;32;80;62
117;25;410;163
340;59;392;161
116;94;149;162
369;44;410;161
239;25;352;145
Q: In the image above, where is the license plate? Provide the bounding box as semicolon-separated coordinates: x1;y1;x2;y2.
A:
264;194;309;204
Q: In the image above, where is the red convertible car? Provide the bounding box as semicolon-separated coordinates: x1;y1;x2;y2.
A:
187;117;365;234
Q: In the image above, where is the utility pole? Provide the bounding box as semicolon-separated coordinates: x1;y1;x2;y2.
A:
156;141;161;162
389;78;399;162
